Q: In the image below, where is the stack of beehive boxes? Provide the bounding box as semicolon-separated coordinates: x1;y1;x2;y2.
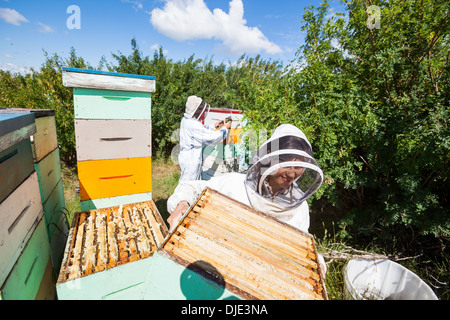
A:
62;68;155;211
1;108;68;280
0;112;55;300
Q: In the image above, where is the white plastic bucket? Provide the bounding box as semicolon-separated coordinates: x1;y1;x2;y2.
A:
343;259;438;300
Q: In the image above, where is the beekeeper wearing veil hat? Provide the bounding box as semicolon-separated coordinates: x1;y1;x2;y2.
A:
167;123;327;275
178;95;232;181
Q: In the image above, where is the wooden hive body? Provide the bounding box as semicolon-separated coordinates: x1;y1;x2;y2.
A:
152;188;327;300
56;200;168;299
1;108;68;279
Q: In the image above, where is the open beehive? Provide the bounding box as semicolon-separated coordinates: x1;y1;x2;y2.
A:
159;188;327;300
57;200;168;284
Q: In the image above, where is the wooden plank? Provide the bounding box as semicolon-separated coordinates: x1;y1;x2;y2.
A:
0;113;35;139
0;113;36;153
48;214;68;274
192;200;318;267
68;214;86;280
169;223;322;300
83;212;96;276
35;148;63;204
62;67;156;93
0;172;43;285
185;214;319;283
106;208;118;267
75;119;151;161
77;157;152;201
80;192;152;211
0;138;35;203
42;179;66;239
0;218;51;300
200;189;317;254
34;258;56;300
0;108;55;118
95;209;108;272
31;116;58;162
73;88;151;120
0;109;57;162
137;202;167;246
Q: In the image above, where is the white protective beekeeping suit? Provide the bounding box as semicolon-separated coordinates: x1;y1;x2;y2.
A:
178;96;229;181
169;124;324;232
167;124;326;272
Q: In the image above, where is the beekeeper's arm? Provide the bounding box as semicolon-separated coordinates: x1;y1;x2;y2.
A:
193;120;231;147
167;179;209;230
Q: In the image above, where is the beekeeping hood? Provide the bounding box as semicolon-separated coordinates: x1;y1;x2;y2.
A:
244;124;324;220
185;95;210;120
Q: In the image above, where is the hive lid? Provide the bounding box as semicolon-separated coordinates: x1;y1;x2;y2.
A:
61;67;156;93
160;188;327;300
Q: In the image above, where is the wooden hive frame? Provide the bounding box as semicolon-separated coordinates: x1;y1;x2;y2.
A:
160;188;327;300
57;200;168;284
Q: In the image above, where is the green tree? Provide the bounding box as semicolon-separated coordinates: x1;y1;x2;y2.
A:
290;0;449;242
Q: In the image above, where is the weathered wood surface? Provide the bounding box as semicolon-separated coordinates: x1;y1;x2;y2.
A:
75;119;151;161
0;113;36;153
35;148;62;204
161;188;327;300
0;218;52;300
57;200;168;284
62;67;156;93
31;115;58;163
79;192;153;212
0;109;59;162
0;172;44;285
0;138;35;203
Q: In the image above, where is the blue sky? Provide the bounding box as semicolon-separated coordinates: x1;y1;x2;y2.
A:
0;0;344;74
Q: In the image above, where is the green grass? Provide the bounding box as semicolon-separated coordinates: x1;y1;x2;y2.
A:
61;161;80;226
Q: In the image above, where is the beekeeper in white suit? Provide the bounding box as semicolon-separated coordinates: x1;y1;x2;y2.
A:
178;95;232;181
167;123;327;276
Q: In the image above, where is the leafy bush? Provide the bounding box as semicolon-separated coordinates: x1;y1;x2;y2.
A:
243;0;450;242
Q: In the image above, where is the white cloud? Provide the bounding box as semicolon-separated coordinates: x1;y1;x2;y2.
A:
150;43;169;55
149;0;282;55
121;0;143;11
0;8;28;26
37;22;55;33
0;62;31;74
